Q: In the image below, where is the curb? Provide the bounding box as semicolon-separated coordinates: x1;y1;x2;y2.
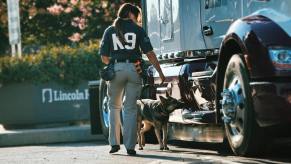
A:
0;125;105;147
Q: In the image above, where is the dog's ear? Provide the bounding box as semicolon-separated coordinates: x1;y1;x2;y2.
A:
166;91;170;98
159;96;167;104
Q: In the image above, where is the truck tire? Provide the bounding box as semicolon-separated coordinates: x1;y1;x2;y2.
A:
99;79;110;139
221;54;266;156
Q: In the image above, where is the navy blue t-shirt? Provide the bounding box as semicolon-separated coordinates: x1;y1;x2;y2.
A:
99;20;153;60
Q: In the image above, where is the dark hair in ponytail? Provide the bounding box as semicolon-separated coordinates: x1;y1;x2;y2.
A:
113;3;140;44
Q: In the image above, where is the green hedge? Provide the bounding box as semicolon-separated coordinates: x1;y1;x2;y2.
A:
0;41;102;86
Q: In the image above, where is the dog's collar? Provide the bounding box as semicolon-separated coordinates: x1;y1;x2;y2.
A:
159;111;169;117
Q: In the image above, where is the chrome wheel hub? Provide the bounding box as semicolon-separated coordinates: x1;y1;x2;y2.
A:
221;78;244;124
220;76;246;147
220;89;236;124
221;76;246;146
102;95;110;128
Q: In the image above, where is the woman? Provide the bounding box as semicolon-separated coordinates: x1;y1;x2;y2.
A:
99;3;165;155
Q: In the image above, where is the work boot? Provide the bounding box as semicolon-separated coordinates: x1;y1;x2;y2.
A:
109;145;120;154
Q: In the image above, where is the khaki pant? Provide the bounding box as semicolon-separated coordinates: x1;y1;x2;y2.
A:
108;63;142;150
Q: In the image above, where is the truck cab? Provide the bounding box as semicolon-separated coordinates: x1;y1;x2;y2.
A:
93;0;291;156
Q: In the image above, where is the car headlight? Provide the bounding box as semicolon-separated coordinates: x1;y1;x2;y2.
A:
268;49;291;70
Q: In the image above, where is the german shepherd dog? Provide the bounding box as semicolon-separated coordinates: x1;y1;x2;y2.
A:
137;92;184;150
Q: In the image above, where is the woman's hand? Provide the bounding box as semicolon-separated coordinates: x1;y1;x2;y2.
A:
146;51;165;85
101;55;110;65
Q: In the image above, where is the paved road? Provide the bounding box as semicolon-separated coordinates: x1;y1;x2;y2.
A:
0;140;291;164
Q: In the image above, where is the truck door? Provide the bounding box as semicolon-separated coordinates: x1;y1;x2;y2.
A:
201;0;242;49
145;0;161;55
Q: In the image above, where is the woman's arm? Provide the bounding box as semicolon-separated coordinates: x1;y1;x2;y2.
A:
146;51;165;84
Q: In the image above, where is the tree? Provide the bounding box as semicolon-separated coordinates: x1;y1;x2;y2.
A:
0;2;9;55
0;0;140;54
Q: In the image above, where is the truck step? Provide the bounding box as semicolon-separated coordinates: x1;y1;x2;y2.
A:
168;122;223;143
182;110;216;123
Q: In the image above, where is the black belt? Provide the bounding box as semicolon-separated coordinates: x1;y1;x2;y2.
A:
113;59;139;63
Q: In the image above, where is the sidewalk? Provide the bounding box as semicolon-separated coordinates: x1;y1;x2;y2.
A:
0;124;105;147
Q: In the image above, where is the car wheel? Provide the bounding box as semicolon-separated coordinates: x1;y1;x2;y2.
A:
99;79;110;139
221;54;265;156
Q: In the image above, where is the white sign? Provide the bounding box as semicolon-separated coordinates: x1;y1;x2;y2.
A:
42;88;89;103
7;0;21;45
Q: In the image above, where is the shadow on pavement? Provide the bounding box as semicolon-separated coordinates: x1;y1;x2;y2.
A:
113;153;206;163
45;141;108;148
169;140;291;164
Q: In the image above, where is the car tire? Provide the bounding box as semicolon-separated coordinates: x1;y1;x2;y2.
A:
222;54;266;156
99;79;110;139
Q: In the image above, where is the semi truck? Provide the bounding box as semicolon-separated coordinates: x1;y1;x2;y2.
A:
91;0;291;156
